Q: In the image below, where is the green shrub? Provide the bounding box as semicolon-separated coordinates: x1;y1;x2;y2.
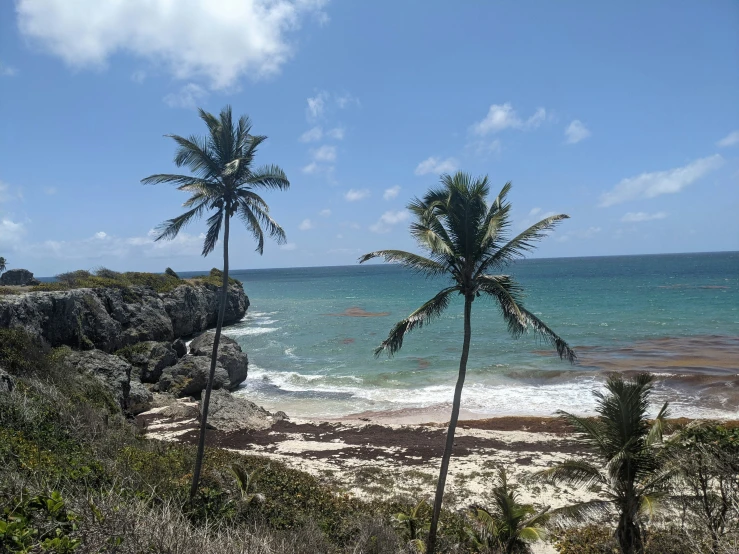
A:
31;268;185;294
0;328;50;376
553;525;617;554
0;491;81;553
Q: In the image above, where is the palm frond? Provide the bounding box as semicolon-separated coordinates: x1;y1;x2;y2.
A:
243;200;286;245
556;411;609;453
358;250;446;276
548;499;613;522
517;306;577;362
237;203;265;254
202;209;223;256
477;274;526;332
141;173;210;187
375;287;458;356
646;401;670;446
477;214;569;275
535;459;606;489
246;164;290;190
169;134;221;178
154;203;207;241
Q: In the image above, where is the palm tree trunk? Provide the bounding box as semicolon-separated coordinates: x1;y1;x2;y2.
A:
616;504;643;554
427;295;473;554
189;215;230;501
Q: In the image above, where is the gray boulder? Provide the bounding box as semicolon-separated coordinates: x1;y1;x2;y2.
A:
0;367;14;393
122;341;178;383
189;332;248;390
128;379;153;415
0;269;39;286
63;350;131;411
157;356;229;398
200;389;272;432
172;338;187;358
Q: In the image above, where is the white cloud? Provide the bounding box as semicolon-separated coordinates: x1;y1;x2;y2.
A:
280;242;297;251
599;154;724;207
16;0;327;89
565;120;591;144
0;218;25;244
130;70;146;83
163;83;207;109
306;91;328;121
24;229;204;259
311;145;336;162
528;207;541;217
327;127;345;140
383;186;401;200
621;211;667;222
43;186;57;195
302;162;319;174
335;92;360;109
415;156;458;176
717;130;739;148
369;210;410;233
319;209;331;217
471;103;547;136
0;61;17;77
298;218;313;231
299;126;323;142
344;189;369;202
556;226;601;242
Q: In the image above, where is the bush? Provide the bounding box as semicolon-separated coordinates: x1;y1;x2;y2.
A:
32;268;185;294
0;328;50;376
165;267;180;279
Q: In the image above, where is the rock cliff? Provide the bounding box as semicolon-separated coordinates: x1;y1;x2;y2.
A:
0;282;248;352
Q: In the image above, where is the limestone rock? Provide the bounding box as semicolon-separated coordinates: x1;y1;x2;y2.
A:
163;282;248;338
157;356;229;398
122;341;178;383
0;282;248;353
0;269;39;286
201;389;272;432
189;332;248;390
0;367;14;393
171;338;187;359
128;379;153;415
63;350;132;411
160;399;200;419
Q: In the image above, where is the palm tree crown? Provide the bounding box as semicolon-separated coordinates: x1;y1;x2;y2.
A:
537;373;669;554
142;106;288;252
360;172;575;361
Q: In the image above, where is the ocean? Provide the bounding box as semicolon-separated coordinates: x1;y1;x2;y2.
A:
213;252;738;420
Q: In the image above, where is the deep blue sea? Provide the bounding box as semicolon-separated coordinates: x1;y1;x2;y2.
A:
208;252;738;419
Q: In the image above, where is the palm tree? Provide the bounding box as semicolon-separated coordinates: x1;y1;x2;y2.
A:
359;172;575;553
142;105;289;500
465;469;549;553
536;373;670;554
0;257;6;274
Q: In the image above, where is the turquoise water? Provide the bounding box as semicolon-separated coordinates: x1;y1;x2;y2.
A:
215;252;738;419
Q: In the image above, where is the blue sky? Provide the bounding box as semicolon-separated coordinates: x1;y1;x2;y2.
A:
0;1;737;275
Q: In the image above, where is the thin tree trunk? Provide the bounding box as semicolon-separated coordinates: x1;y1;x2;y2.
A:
189;215;230;501
616;504;643;554
427;295;473;554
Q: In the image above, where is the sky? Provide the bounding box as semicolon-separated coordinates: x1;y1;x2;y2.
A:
0;1;738;276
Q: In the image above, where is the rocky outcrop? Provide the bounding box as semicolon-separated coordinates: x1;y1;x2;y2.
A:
157;356;230;398
189;332;248;390
122;341;179;383
0;269;40;286
63;350;132;412
128;379;154;415
200;389;273;432
0;282;248;353
0;367;14;393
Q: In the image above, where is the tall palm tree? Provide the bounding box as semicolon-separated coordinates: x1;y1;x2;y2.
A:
536;373;670;554
0;257;6;274
142;105;289;500
465;469;549;553
359;172;575;553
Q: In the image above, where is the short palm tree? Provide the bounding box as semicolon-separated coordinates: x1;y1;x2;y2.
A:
465;469;549;553
142;105;289;500
359;172;575;553
536;373;670;554
0;257;6;274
